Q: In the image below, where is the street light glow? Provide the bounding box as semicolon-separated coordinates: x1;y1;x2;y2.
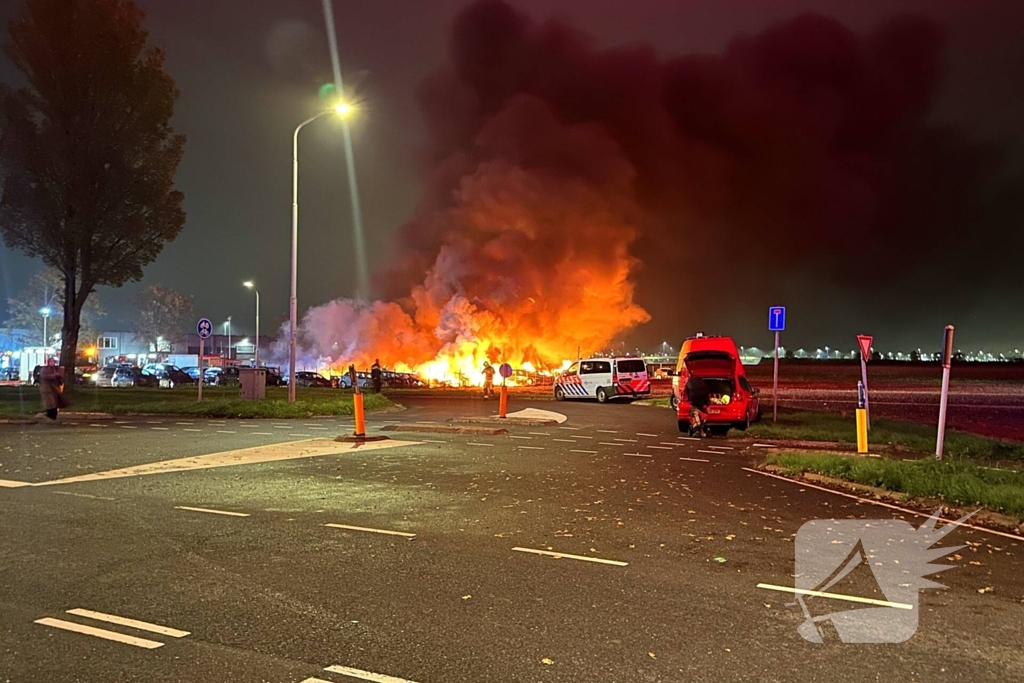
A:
333;101;353;117
39;307;51;316
243;281;254;288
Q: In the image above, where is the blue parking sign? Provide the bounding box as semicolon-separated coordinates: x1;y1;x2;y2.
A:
197;318;213;339
768;306;786;332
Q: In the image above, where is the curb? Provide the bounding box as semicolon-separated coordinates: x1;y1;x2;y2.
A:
450;417;558;427
334;434;391;443
380;423;509;436
0;418;38;425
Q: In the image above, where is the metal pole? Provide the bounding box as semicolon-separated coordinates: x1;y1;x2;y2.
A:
860;357;871;430
42;315;47;349
772;330;780;422
254;289;260;368
227;318;231;359
198;337;204;402
936;325;955;460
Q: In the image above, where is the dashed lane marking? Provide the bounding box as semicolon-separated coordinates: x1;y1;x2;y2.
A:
274;426;292;429
625;453;652;458
636;432;658;437
558;426;581;430
216;430;237;434
238;424;258;428
323;664;421;683
467;442;494;447
150;427;170;431
509;436;533;440
289;434;313;437
697;450;721;455
597;442;620;446
65;609;190;638
753;443;778;448
528;432;549;436
613;438;638;443
570;449;598;454
325;523;416;539
417;439;447;444
89;424;108;427
756;584;912;610
679;456;710;463
596;429;617;434
678;436;700;441
119;426;137;429
52;491;116;500
183;428;203;432
552;438;576;443
309;427;330;430
252;432;274;436
649;445;672;450
660;442;684;447
145;421;163;425
705;445;734;451
175;422;193;425
512;546;628;567
175;506;250;518
34;618;164;649
516;446;545;450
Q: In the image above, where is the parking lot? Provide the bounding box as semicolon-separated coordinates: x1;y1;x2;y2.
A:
2;398;1023;682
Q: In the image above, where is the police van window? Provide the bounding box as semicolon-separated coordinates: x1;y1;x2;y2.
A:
580;361;596;374
739;377;752;392
565;362;580;375
593;361;611;374
616;359;646;374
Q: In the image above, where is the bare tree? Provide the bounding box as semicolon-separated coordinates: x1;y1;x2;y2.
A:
131;284;193;353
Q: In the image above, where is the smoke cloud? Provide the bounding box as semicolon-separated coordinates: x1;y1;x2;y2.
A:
293;0;1019;372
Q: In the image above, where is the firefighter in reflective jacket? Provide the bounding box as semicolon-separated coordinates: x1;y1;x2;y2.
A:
482;361;495;399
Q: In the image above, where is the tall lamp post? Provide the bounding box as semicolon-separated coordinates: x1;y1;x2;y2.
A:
39;307;51;350
243;281;260;368
224;317;232;359
288;102;353;403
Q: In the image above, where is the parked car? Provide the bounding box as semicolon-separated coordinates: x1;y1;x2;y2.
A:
553;357;651;403
94;365;158;388
265;368;286;386
141;363;194;388
335;371;371;389
288;371;332;388
671;334;760;434
180;366;202;381
75;365;99;385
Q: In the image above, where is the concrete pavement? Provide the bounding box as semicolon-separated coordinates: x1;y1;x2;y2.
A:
1;397;1022;682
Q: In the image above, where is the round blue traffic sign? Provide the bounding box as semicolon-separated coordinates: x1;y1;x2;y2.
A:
196;318;213;339
499;362;513;378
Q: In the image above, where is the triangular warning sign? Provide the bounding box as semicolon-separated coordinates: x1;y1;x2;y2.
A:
857;335;873;361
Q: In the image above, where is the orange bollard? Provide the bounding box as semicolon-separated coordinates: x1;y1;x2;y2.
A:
499;383;508;418
353;393;366;437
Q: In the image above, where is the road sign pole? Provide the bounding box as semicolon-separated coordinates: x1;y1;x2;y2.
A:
198;337;204;403
772;331;780;423
859;357;870;430
936;325;955;460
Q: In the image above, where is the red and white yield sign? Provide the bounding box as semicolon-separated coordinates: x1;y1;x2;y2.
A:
857;335;873;362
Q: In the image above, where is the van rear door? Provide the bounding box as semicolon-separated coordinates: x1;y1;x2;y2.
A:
683;351;734;377
614;358;650;395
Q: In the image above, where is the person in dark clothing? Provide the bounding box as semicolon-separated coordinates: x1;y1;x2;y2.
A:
481;361;495;399
39;358;68;420
684;375;711;437
370;359;383;393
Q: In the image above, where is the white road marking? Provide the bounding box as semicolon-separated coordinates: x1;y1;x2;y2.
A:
183;428;203;433
697;450;721;455
324;665;420;683
33;439;419;486
114;421;130;424
506;408;567;423
660;442;684;447
512;546;628;567
467;442;494;447
0;479;32;488
174;506;250;518
150;427;170;431
679;456;710;463
649;445;672;450
741;467;1024;541
678;436;700;441
597;442;620;446
274;426;291;429
325;523;416;539
752;443;778;448
309;427;330;430
65;609;190;637
509;436;533;440
636;432;658;437
570;449;598;454
596;429;618;434
570;435;593;439
175;422;193;425
238;424;258;428
558;426;581;431
289;434;312;437
89;424;108;427
216;430;237;434
145;421;163;425
51;491;116;501
417;439;447;444
516;446;545;450
252;432;274;436
625;453;652;458
528;432;549;436
119;426;137;429
756;584;912;610
552;438;576;443
301;678;335;683
34;618;164;649
613;438;638;443
705;445;734;451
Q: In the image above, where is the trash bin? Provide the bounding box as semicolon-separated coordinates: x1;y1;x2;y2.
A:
239;367;266;400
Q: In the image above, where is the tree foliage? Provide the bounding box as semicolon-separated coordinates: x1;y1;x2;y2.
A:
4;268;104;347
0;0;185;383
131;284;193;352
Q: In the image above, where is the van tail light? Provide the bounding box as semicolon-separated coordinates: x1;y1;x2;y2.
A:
612;372;618;384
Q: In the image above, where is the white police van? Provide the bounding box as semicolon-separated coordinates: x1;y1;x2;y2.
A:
553;357;651;403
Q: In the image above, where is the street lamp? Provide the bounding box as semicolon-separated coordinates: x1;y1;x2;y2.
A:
243;281;260;368
289;102;354;402
224;317;232;359
39;307;51;348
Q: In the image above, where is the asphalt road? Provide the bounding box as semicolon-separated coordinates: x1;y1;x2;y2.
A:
1;397;1023;682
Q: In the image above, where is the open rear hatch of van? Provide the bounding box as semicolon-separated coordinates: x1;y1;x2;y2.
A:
683;351;734;377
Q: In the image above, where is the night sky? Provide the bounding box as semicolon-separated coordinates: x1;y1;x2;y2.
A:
1;0;1022;354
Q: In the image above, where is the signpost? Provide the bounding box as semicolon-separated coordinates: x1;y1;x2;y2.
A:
196;318;213;402
936;325;955;460
498;362;513;419
768;306;786;422
857;334;873;429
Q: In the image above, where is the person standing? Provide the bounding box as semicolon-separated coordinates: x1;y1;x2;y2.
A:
370;359;383;393
39;357;68;421
482;361;495;399
684;374;711;438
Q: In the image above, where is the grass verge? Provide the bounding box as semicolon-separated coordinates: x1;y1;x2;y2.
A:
746;410;1024;461
0;386;394;419
765;452;1024;522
